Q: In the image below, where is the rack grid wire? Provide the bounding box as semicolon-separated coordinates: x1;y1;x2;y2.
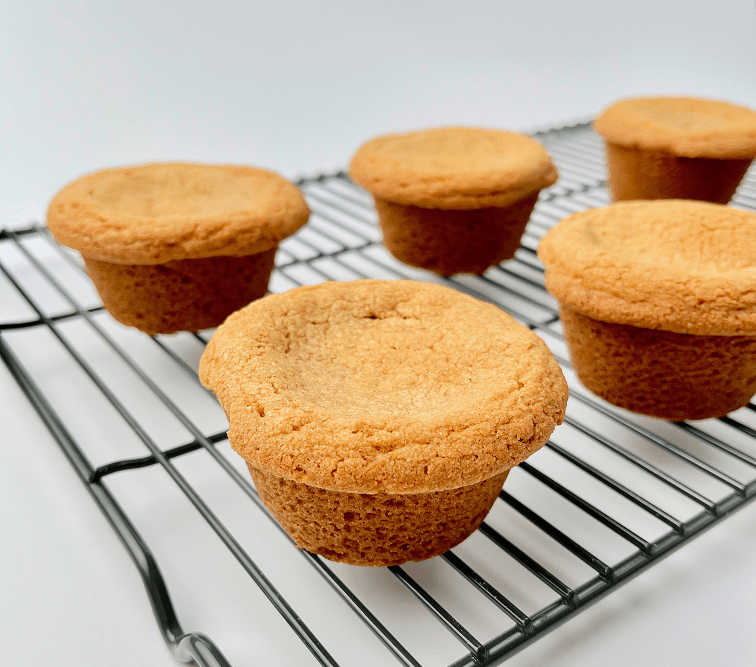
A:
3;122;756;667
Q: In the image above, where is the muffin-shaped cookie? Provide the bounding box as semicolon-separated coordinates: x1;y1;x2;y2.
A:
350;127;558;276
538;200;756;421
200;280;568;566
594;97;756;203
47;163;310;334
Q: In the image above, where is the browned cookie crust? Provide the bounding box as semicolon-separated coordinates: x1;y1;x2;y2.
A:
349;127;557;276
561;306;756;421
593;97;756;203
539;200;756;421
200;280;568;564
83;249;276;334
47;163;309;333
374;193;539;277
603;143;751;204
250;466;509;566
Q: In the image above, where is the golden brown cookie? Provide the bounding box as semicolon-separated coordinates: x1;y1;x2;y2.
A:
249;466;510;566
559;306;756;421
593;97;756;203
47;163;309;333
200;279;568;565
539;200;756;420
350;127;558;276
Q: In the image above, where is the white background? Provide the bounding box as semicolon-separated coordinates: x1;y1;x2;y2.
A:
3;1;756;224
3;1;756;665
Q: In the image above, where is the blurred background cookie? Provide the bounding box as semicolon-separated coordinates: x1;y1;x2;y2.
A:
594;97;756;203
350;127;557;276
47;162;310;333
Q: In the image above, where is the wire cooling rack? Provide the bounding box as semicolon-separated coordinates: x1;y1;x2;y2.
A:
3;123;756;667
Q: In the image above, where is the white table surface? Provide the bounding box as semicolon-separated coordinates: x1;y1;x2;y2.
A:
3;1;756;665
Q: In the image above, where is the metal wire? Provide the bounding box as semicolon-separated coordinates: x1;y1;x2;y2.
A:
3;122;756;667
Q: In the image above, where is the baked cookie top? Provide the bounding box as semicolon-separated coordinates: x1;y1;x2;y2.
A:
47;163;310;264
200;279;567;494
538;200;756;335
593;97;756;159
349;127;558;209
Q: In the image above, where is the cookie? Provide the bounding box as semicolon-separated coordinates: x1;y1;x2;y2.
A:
200;279;568;565
593;97;756;203
47;163;309;333
539;200;756;420
350;127;558;276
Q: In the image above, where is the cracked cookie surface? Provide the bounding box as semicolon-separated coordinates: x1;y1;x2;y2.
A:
538;200;756;336
349;126;558;209
593;97;756;159
200;279;567;493
47;162;310;264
